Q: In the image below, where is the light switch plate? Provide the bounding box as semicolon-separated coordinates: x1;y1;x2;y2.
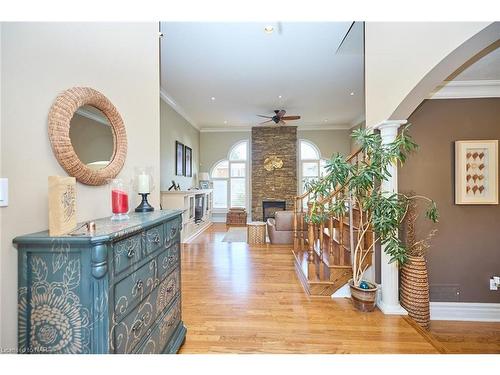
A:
0;178;8;207
490;278;498;291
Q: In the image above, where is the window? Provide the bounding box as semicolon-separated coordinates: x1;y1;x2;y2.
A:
299;140;328;197
210;140;248;210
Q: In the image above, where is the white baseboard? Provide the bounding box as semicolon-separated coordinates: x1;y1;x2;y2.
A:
183;221;212;243
430;302;500;322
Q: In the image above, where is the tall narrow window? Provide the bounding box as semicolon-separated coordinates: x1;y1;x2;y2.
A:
299;139;328;198
210;140;248;210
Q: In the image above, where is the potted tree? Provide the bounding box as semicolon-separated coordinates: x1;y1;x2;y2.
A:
305;125;438;312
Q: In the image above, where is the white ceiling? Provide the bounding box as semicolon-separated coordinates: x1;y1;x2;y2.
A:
160;22;364;130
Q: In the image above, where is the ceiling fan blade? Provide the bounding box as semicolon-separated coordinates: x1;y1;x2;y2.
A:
276;110;286;118
281;116;301;120
257;115;273;118
259;120;273;125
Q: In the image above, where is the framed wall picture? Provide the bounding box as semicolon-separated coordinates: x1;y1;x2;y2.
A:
455;140;498;205
175;141;184;176
184;146;192;177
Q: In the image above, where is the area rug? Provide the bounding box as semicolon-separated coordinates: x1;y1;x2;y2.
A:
222;226;247;242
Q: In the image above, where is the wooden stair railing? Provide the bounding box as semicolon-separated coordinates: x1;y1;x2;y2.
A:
292;148;374;296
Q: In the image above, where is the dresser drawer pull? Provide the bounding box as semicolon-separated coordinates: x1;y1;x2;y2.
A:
135;279;144;290
166;285;174;293
170;227;177;238
127;248;136;258
131;313;148;332
152;235;160;244
154;279;160;288
167;312;179;327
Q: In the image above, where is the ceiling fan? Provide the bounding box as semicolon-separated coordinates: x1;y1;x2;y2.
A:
257;110;301;125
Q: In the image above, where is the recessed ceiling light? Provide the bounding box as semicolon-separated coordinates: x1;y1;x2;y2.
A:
278;95;282;99
223;120;227;124
211;96;216;101
264;25;274;34
350;92;355;96
324;119;328;122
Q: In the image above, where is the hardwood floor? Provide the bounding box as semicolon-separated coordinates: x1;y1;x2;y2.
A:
429;321;500;354
178;224;498;354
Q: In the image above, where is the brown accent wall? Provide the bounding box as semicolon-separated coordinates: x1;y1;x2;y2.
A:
400;98;500;303
251;126;297;221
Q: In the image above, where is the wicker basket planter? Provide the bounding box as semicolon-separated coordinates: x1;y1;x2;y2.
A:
349;279;378;312
400;255;430;329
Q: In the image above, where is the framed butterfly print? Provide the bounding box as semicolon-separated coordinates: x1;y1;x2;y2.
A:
455;140;498;205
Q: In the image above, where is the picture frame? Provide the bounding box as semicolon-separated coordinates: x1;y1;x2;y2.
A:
175;141;184;176
184;145;192;177
455;140;498;205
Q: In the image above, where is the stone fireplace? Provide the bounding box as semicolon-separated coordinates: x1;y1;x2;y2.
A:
251;126;297;221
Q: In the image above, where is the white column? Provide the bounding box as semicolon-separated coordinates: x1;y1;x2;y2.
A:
374;120;408;315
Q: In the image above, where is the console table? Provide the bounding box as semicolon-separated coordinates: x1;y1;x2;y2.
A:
13;210;186;354
160;189;213;243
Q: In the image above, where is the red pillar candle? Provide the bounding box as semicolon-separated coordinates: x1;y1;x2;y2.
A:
112;189;129;214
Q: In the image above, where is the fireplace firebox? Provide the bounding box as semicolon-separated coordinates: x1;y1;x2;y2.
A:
262;200;286;222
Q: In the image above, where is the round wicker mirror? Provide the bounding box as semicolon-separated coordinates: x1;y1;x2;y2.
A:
48;87;127;186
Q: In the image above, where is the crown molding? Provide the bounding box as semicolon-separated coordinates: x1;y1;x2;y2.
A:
159;89;199;130
430;79;500;99
199;123;352;132
350;114;365;129
75;107;109;126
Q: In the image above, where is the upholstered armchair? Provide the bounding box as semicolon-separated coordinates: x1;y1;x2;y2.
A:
266;211;307;245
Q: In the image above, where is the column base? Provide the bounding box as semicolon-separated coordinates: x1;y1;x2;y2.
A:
377;300;408;315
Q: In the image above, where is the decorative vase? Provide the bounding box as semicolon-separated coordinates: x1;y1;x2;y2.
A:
349;279;378;312
110;178;130;221
400;255;430;329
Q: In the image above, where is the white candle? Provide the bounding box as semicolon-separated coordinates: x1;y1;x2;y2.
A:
137;173;150;193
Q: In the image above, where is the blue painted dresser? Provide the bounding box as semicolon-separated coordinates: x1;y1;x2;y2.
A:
13;210;186;354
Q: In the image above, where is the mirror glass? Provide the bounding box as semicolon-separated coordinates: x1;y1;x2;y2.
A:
69;105;114;170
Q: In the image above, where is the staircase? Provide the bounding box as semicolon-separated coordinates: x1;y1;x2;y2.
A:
292;149;374;297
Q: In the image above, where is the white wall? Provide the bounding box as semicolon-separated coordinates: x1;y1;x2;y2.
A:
365;22;493;127
160;99;200;191
0;22;159;349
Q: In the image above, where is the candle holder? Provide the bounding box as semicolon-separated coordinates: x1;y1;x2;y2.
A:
133;166;155;213
135;193;154;212
110;178;130;221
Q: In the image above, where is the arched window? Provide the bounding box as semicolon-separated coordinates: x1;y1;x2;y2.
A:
211;140;248;210
299;139;328;195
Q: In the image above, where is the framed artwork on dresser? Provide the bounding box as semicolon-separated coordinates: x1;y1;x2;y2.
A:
175;141;184;176
455;140;498;205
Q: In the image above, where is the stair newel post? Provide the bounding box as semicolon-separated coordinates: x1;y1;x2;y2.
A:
307;202;316;280
328;197;334;261
299;198;305;249
319;203;325;258
293;197;298;251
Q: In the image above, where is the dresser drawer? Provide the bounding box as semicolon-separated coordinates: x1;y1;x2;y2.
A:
111;268;180;353
144;224;164;256
113;258;157;320
155;268;180;314
113;233;143;275
165;216;182;248
111;286;158;353
134;296;181;354
157;243;180;281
